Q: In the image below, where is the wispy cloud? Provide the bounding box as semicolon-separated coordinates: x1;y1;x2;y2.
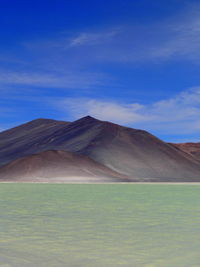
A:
57;87;200;136
69;29;120;47
18;2;200;82
0;70;106;89
149;8;200;61
59;3;200;64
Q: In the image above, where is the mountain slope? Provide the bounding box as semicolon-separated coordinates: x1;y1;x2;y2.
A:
0;118;70;166
63;117;200;181
0;150;129;182
170;143;200;160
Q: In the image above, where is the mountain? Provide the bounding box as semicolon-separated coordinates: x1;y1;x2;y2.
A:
0;150;129;182
170;143;200;160
1;116;200;182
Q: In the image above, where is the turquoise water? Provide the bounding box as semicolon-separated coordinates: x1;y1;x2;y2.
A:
0;184;200;267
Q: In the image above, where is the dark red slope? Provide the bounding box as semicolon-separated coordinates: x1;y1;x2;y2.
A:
0;150;129;182
170;143;200;160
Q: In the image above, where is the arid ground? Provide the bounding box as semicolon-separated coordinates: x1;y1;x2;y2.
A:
0;184;200;266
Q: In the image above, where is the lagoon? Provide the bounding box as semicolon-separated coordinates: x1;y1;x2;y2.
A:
0;184;200;266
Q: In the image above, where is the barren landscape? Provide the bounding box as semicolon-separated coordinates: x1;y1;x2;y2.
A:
2;1;200;266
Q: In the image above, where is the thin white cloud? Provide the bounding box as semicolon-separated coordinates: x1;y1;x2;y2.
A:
61;3;200;63
0;70;106;89
20;3;200;72
69;29;120;47
149;11;200;61
58;87;200;135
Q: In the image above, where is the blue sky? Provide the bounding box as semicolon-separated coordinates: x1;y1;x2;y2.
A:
1;0;200;142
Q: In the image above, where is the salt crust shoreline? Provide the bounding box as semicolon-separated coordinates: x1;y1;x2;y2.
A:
1;181;200;184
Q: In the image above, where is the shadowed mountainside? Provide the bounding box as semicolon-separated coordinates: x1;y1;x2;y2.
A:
1;116;200;182
0;118;70;166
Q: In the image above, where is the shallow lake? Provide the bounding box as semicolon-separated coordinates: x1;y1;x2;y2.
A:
0;184;200;267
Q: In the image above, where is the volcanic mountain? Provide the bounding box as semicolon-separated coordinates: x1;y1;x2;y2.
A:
1;116;200;182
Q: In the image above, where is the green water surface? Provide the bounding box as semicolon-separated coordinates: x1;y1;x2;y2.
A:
0;184;200;267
